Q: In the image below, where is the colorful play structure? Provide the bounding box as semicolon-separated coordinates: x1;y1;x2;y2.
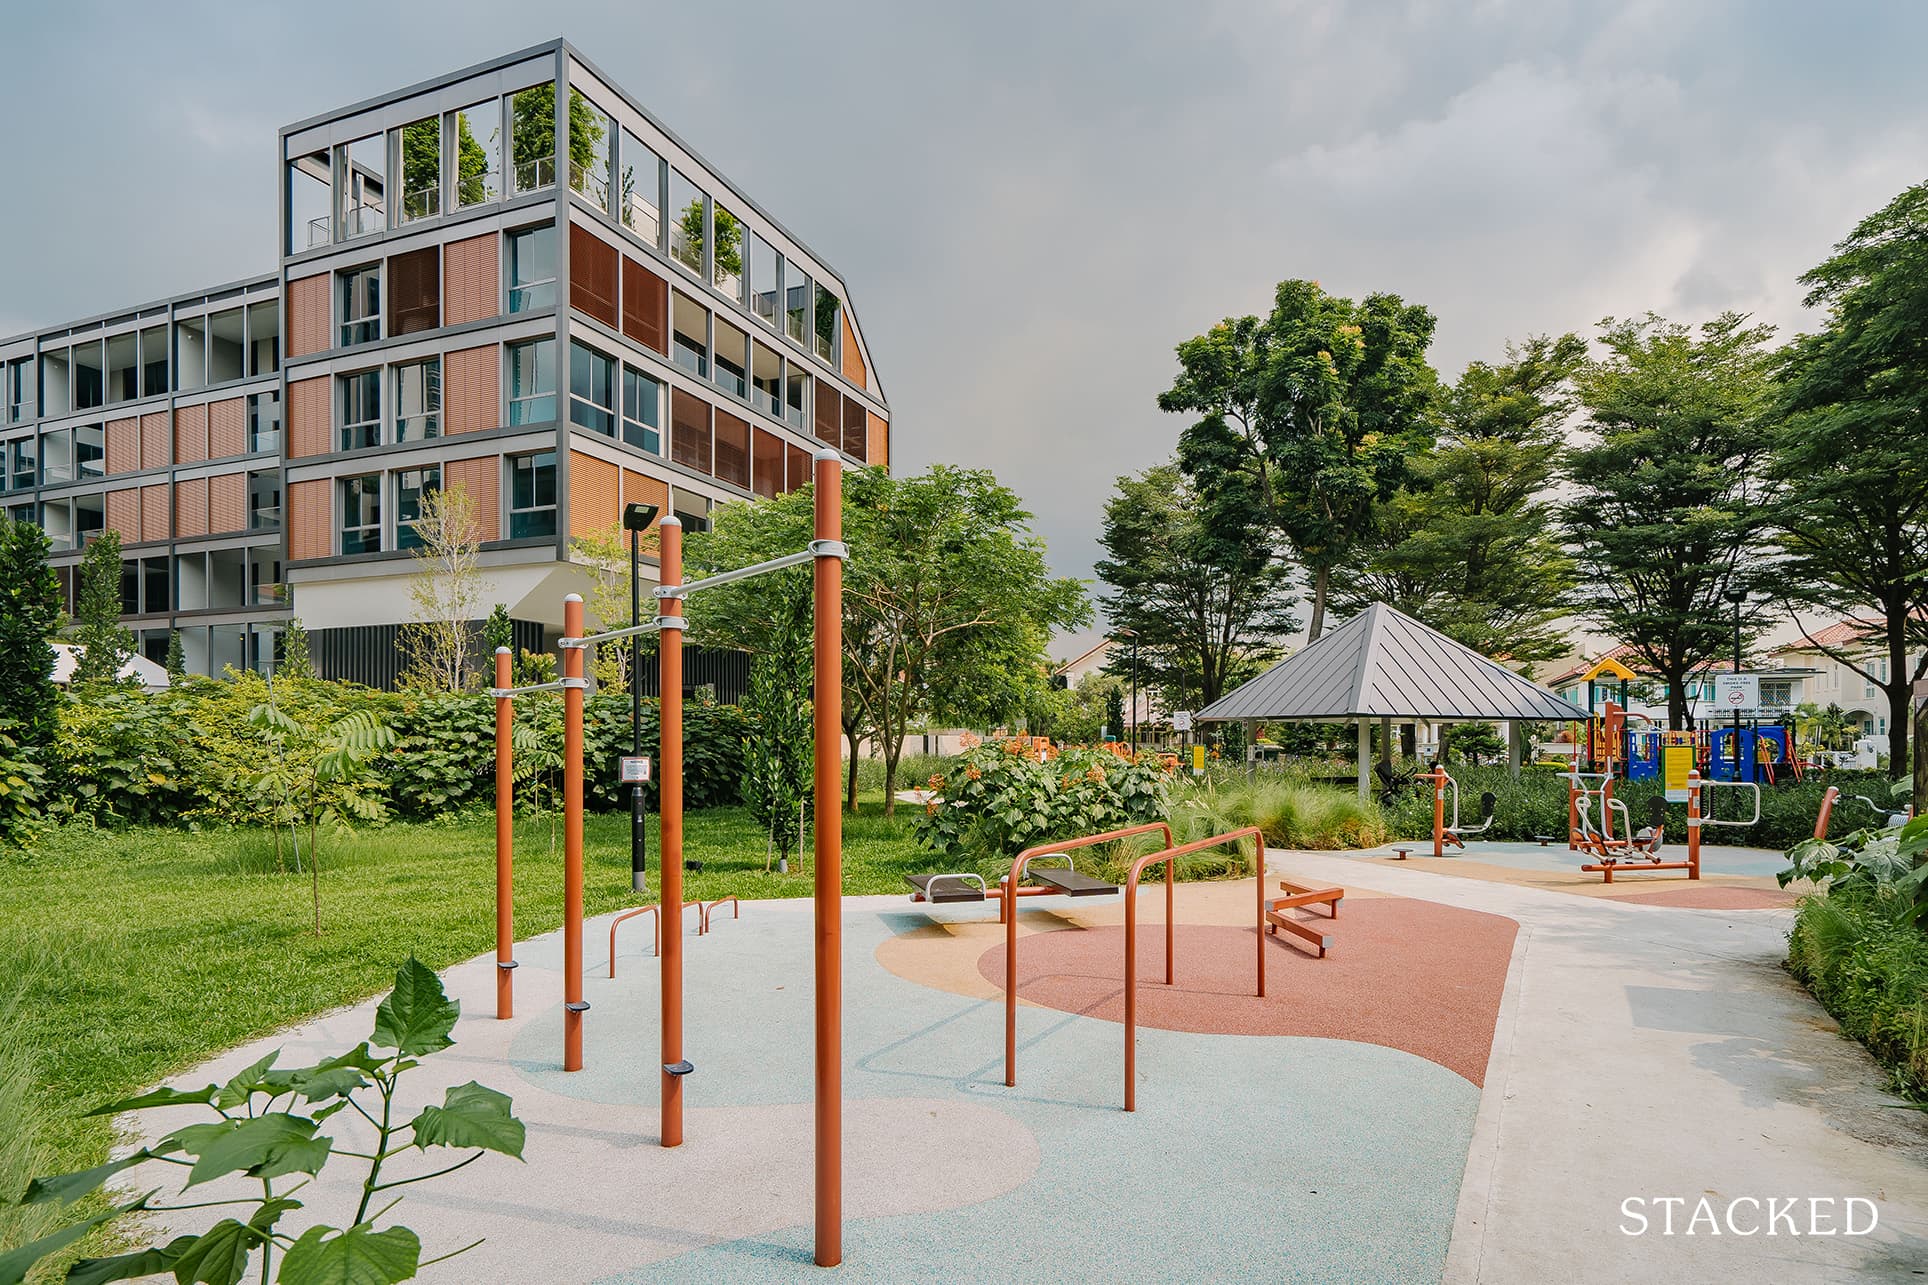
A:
489;450;848;1267
1585;698;1800;785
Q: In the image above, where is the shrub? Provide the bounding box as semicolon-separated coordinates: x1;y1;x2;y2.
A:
0;721;47;850
914;739;1172;863
1787;890;1928;1102
1170;775;1391;852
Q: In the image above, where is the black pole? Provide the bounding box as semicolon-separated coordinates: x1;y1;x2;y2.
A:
1733;601;1746;785
631;524;648;890
1129;633;1138;751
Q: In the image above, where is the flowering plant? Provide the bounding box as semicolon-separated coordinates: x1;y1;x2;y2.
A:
913;739;1172;859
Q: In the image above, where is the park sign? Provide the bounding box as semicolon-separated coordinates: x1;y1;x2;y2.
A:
1172;711;1194;732
1713;674;1759;718
619;756;652;784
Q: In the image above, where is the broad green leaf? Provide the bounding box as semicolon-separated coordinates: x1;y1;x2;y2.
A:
84;1083;218;1117
214;1051;298;1109
19;1151;151;1206
371;958;458;1056
409;1082;525;1158
288;1043;383;1102
0;1203;133;1285
166;1114;330;1188
278;1224;421;1285
64;1235;196;1285
168;1218;262;1285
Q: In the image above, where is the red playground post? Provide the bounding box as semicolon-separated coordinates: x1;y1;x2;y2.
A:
812;449;844;1267
493;646;514;1019
562;594;587;1071
659;516;687;1147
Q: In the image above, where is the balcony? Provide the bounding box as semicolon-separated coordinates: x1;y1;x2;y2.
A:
399;184;441;224
569;162;608;211
512;154;556;196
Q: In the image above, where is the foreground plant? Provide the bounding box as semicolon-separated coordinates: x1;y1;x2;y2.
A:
2;958;522;1285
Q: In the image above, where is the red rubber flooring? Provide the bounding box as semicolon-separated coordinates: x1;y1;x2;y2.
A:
1604;885;1798;910
978;898;1517;1085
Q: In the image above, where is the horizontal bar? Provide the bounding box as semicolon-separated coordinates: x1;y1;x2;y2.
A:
561;617;672;649
489;680;569;698
656;547;819;599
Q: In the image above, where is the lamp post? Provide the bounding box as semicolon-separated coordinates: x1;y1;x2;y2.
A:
1725;586;1746;784
623;502;660;891
1117;628;1139;751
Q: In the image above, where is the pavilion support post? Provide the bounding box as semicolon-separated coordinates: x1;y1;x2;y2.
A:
1245;719;1258;778
1508;721;1525;780
1356;719;1370;801
1378;716;1391;769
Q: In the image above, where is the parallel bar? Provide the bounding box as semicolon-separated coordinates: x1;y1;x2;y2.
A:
657;547;818;599
660;518;686;1147
560;618;670;649
813;452;845;1267
488;679;570;697
562;595;586;1071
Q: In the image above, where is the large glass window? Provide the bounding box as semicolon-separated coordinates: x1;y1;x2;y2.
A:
175;320;206;392
814;284;841;364
712;317;748;400
74;492;103;541
507;225;556;312
106;333;138;403
507;339;556;425
249;551;283;606
453;100;500;209
672;292;708;379
208;309;245;384
339;371;381;450
339;474;381;554
39;350;69;417
668;170;704;275
40;429;73;485
140;325;168;398
785;367;810;432
5;359;32;422
398;116;441;223
619;128;663;248
749;234;779;328
247;301;279;377
339;266;380;347
41;497;72;550
712;201;744;301
248;391;281;454
72;341;104;410
395;465;440;551
395;359;441;442
508;452;557;538
784;262;811;346
249;469;281;529
75;424;104;478
569;342;616;436
340;135;386;238
567;90;612;211
8;437;36;491
510;84;557;194
289;147;332;251
751;343;782;420
622;367;662;455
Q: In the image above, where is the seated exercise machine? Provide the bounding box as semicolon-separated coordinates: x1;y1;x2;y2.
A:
906;823;1152;921
1573;769;1759;883
1420;766;1496;857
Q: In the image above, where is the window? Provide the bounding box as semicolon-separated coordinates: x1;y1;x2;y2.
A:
510;84;557;194
249;550;283;606
249;470;281;529
340;135;386;238
670;390;711;474
5;358;32;422
622;367;662;454
568;90;612;211
507;339;556;425
106;333;138;403
40;349;70;417
140;325;168;398
395;465;440;550
619;128;663;247
508;452;557;537
814;284;841;364
72;340;104;409
339;474;382;554
388;247;440;335
569;342;616;435
749;234;779;328
248;391;281;453
9;436;36;491
751;344;782;420
41;497;72;550
339;371;381;450
668;170;703;275
712;317;748;400
247;302;279;377
452;100;500;209
40;429;73;485
75;424;104;478
339;266;380;346
208;308;245;383
672;292;708;378
398;117;441;223
713;201;744;300
785;368;810;432
395;359;440;442
74;493;102;540
713;410;749;489
288;147;332;251
141;557;170;615
507;226;556;312
784;262;811;345
752;428;783;499
176;321;206;392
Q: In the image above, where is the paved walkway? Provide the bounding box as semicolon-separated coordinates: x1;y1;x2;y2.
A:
118;846;1927;1282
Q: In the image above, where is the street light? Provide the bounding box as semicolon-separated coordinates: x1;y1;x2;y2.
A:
1116;627;1139;751
623;502;659;891
1724;586;1747;784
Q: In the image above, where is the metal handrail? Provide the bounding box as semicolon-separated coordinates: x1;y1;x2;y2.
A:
1701;778;1762;827
1003;821;1172;1088
609;900;705;978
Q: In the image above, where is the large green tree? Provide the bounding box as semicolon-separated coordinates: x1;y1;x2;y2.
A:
1768;181;1928;776
1332;334;1585;661
70;529;136;688
1165;281;1440;640
0;516;62;746
1564;313;1777;728
1094;462;1296;713
686;466;1088;813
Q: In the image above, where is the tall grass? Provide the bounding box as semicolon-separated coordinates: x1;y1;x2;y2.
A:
1787;889;1928;1102
854;753;950;796
0;946;62;1268
1170;774;1391;853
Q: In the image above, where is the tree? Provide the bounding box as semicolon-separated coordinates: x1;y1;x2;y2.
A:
281;617;316;681
1332;334;1585;662
740;597;812;871
398;484;484;692
1767;181;1928;776
569;521;663;692
1442;722;1505;765
1166;281;1440;641
1563;313;1777;728
1034;670;1124;744
685;466;1089;814
163;629;186;680
0;516;61;747
69;529;135;688
1104;685;1126;744
1094;463;1296;714
483;603;514;654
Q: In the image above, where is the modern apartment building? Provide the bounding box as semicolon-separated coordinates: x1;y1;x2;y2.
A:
0;38;889;684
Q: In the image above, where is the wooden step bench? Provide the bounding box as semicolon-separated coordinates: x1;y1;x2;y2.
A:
1263;879;1344;958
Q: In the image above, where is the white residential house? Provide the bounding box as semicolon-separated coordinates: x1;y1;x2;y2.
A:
1771;618;1924;739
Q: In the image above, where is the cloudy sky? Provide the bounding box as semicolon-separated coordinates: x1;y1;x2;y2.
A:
5;1;1925;652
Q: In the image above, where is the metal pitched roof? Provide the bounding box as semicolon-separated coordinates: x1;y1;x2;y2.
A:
1196;602;1584;723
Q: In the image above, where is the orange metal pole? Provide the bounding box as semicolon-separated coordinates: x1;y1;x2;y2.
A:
1687;770;1701;880
1568;775;1578;851
1433;767;1446;857
562;595;586;1071
494;647;514;1020
1814;785;1838;841
659;517;686;1147
812;451;844;1267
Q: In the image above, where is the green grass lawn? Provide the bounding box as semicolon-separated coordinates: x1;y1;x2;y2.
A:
0;800;924;1269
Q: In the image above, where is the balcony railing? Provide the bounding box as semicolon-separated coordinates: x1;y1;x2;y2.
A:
341;203;384;239
399;184;441;223
622;194;660;244
306;216;332;248
453;169;499;210
570;162;609;211
512;154;556;195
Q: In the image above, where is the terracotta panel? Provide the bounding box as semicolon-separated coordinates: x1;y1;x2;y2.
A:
867;410;889;472
752;428;783;499
444;233;499;326
570;224;619;329
842;393;867;463
388;246;440;335
444;344;500;435
568;450;620;536
173;403;209;464
786;444;811;495
287;376;330;458
813;381;838;448
286;274;329;358
105;488;140;541
140;483;169;543
670;389;712;475
621;258;668;354
176;476;210;537
140;412;170;471
842;313;866;389
209;472;246;534
713;409;750;490
105;417;139;475
286;478;331;561
442;456;501;542
209;398;246;458
620;469;669;523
